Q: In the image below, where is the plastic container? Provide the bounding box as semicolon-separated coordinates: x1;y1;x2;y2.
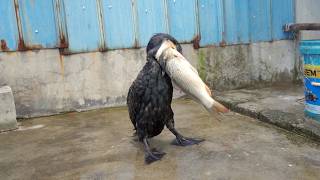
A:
300;40;320;121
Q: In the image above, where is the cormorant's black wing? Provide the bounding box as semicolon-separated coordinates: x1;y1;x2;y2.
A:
127;59;164;130
127;81;142;130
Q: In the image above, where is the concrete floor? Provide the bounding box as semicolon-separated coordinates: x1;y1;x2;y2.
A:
1;99;320;180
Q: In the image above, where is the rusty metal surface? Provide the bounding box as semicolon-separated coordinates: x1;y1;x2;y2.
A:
14;0;26;51
54;0;69;49
0;40;9;51
192;35;201;49
284;23;320;32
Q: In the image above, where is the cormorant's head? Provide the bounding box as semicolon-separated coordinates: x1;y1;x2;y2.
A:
146;33;182;60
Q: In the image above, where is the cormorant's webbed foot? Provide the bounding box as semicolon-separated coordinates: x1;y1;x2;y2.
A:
172;136;204;146
151;148;166;156
143;138;166;164
166;121;204;146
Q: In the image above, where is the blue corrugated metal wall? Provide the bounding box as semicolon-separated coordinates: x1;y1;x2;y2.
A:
0;0;294;53
0;1;19;50
102;0;136;49
17;0;58;48
62;0;103;53
198;0;224;46
167;0;198;43
223;0;250;44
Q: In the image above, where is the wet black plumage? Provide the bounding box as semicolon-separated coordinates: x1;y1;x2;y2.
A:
127;57;173;138
127;33;204;164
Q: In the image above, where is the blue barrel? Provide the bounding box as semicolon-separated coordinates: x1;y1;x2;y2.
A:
300;40;320;121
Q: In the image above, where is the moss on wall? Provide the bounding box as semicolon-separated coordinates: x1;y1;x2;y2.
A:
198;49;207;81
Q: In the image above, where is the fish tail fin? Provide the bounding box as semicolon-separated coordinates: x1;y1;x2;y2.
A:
208;100;229;113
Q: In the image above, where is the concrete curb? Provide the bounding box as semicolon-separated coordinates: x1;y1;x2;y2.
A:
0;86;18;132
214;84;320;142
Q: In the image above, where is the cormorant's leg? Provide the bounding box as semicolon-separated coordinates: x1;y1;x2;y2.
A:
166;119;204;146
143;137;166;164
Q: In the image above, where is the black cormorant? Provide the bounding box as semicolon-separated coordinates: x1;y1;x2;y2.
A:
127;33;204;164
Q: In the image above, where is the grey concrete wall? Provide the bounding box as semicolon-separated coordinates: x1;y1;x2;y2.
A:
296;0;320;40
0;40;297;118
193;41;297;90
0;49;146;118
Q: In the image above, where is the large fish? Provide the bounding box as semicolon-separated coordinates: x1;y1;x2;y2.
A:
155;39;229;113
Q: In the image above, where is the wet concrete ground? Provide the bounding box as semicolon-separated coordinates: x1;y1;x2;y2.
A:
1;99;320;180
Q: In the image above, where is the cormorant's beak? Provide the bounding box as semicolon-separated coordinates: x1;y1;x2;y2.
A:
155;39;186;72
155;39;185;65
156;40;177;59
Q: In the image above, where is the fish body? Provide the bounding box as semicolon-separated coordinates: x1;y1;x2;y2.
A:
156;40;228;113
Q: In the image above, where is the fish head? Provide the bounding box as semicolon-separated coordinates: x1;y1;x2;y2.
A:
155;39;185;63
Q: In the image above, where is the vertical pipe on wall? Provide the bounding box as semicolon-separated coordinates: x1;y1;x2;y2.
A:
164;0;169;34
53;0;69;49
96;0;106;51
13;0;26;50
131;0;139;48
195;0;200;37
